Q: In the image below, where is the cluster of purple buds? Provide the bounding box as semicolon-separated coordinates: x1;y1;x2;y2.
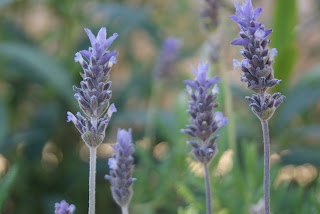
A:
153;36;182;79
230;0;285;121
105;129;136;208
181;61;228;164
67;27;118;148
201;0;220;31
55;200;76;214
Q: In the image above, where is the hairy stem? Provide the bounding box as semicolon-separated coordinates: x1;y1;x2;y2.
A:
261;120;270;214
203;164;213;214
89;147;97;214
121;206;129;214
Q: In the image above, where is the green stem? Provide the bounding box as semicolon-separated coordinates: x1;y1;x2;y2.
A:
261;120;270;214
203;164;213;214
88;147;97;214
121;205;129;214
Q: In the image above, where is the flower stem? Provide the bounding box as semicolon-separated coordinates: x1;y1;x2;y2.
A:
261;120;270;214
203;164;212;214
89;147;97;214
121;206;129;214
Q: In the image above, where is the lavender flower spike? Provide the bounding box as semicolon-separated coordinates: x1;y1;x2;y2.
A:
55;200;76;214
230;0;285;121
67;27;118;214
230;1;286;214
105;128;136;213
181;61;227;214
181;61;227;164
153;36;182;79
68;27;118;148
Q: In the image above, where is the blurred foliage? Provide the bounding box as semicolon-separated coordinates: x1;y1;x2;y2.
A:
0;0;320;214
271;0;297;92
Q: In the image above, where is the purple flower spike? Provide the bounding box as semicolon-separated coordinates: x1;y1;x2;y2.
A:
67;27;118;148
230;0;285;120
105;128;136;208
153;36;182;79
201;0;220;31
181;61;227;164
55;200;76;214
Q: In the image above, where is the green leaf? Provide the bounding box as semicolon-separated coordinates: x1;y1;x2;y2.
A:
271;0;297;92
275;65;320;128
0;42;73;102
0;165;19;210
0;97;8;144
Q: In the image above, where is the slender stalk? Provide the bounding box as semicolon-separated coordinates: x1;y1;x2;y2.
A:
89;147;97;214
121;206;129;214
203;164;212;214
145;81;162;141
261;120;270;214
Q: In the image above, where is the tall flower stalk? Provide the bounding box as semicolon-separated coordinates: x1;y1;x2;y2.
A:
145;36;181;140
67;27;118;214
230;1;285;213
181;61;227;214
105;128;136;214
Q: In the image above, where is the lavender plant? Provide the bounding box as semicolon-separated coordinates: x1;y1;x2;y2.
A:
67;27;118;214
105;128;136;214
181;61;227;214
145;36;181;139
55;200;76;214
230;1;285;213
201;0;220;32
153;36;182;79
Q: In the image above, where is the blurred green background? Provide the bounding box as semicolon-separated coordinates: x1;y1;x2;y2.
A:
1;0;320;213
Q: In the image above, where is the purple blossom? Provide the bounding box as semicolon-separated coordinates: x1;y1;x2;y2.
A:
201;0;220;31
67;27;118;148
230;0;285;120
181;61;227;164
105;128;136;208
153;36;182;79
55;200;76;214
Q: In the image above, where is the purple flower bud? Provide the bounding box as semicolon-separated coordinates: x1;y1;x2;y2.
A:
254;29;265;40
66;112;77;123
212;84;219;94
105;128;136;208
270;48;278;57
55;200;76;214
214;111;228;127
233;59;241;69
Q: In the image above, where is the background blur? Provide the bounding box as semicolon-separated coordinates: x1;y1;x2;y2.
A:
1;0;320;213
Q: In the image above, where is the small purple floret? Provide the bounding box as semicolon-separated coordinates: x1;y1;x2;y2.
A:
55;200;76;214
